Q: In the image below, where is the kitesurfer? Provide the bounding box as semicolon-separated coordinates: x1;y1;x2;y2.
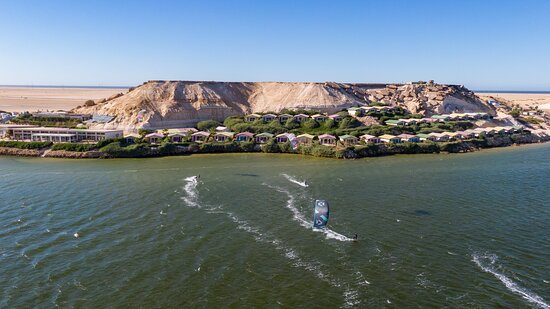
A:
353;234;358;240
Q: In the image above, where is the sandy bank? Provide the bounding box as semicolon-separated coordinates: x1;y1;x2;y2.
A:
0;87;127;113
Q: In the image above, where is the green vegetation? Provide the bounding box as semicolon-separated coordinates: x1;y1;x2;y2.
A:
0;141;52;149
522;116;542;124
197;120;222;131
10;114;82;128
51;143;97;152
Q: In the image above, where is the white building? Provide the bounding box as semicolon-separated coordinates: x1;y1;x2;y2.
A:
11;127;123;143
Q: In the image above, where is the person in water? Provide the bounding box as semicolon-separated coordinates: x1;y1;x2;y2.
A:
353;234;358;240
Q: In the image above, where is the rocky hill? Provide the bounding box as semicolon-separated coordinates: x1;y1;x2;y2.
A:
72;80;495;131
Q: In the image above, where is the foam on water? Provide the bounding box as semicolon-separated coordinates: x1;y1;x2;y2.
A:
264;183;353;242
281;173;309;187
472;253;549;309
181;176;200;208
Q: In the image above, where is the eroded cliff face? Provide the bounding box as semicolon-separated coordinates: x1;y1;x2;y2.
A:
72;80;495;131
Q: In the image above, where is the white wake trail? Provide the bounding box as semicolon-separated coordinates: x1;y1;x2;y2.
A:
281;173;309;187
472;253;549;309
181;176;200;208
264;183;353;242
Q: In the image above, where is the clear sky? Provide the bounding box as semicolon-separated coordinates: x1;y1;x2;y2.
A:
1;0;549;90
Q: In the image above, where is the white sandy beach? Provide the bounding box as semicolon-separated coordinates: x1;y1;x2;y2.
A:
477;92;550;111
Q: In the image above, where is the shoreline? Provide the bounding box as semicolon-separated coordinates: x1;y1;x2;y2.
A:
1;135;548;160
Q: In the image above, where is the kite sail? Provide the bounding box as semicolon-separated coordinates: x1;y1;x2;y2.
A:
313;200;329;229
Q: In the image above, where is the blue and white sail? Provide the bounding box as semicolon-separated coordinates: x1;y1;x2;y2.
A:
313;200;329;229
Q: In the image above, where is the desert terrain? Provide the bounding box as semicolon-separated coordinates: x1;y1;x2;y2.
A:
477;92;550;111
0;87;127;113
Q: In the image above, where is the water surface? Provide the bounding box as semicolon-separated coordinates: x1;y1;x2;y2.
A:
1;145;549;308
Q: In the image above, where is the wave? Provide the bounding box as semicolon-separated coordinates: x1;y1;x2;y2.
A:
281;173;309;187
472;253;549;309
264;183;353;242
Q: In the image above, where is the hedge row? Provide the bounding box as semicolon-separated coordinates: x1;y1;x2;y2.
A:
0;141;52;149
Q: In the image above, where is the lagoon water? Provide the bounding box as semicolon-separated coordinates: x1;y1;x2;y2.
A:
1;145;549;308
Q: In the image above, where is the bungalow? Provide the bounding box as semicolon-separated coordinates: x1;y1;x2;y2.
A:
512;126;524;133
482;128;496;136
470;128;486;137
373;106;392;113
328;114;343;122
359;134;380;144
293;114;310;123
168;133;187;143
213;132;234;143
347;107;363;117
296;133;314;144
215;126;230;132
431;115;451;121
235;131;254;142
456;131;473;139
428;132;450;142
124;133;140;144
379;134;402;144
442;132;458;140
385;119;405;126
276;133;294;143
255;132;274;144
360;106;377;113
416;133;436;142
318;134;337;146
399;118;417;125
277;114;292;122
191;131;210;143
165;128;197;134
262;114;277;122
397;134;420;143
339;134;359;145
311;114;327;122
245;113;261;122
145;132;164;144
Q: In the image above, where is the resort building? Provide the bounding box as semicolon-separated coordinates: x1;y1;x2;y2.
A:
11;127;123;143
276;133;294;143
428;132;450;142
360;134;380;144
278;114;292;122
213;132;234;142
296;133;314;144
379;134;402;144
328;114;343;122
168;133;186;143
293;114;310;123
397;134;420;143
145;132;164;144
311;114;327;122
191;131;210;143
415;133;435;142
318;134;336;146
0;124;38;138
255;132;274;144
235;132;254;142
360;106;377;113
385;119;406;126
124;133;140;144
262;114;277;122
339;134;358;145
347;107;363;117
245;114;261;122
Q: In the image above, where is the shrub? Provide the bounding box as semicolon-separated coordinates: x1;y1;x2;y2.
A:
302;119;319;129
100;142;149;157
51;143;97;152
261;139;280;153
0;141;52;149
284;119;300;130
84;100;96;107
197;120;222;131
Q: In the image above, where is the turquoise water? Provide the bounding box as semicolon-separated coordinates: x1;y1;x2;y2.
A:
1;145;549;308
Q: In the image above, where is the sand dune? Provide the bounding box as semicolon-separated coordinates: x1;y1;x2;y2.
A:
0;87;127;113
477;92;550;110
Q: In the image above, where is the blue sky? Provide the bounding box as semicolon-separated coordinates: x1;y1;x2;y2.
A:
1;0;549;90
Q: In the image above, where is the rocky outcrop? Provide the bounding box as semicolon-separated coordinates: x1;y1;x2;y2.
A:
0;147;41;157
72;80;495;131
